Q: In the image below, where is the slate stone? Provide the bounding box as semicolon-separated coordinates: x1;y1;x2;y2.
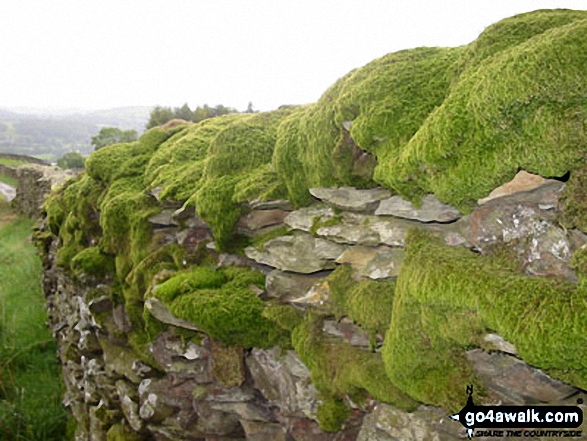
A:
310;187;392;212
284;205;336;232
375;194;461;223
144;298;200;331
244;233;345;273
246;347;319;419
265;270;329;302
467;350;579;405
335;246;405;279
357;404;462;441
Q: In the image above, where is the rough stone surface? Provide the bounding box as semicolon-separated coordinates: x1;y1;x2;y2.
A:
144;298;201;331
265;270;330;302
291;280;331;308
284;205;336;231
467;350;579;405
313;212;468;248
467;183;577;280
310;187;392;212
357;404;462;441
375;194;461;223
237;209;289;232
322;320;371;348
483;333;517;355
335;246;405;279
245;233;345;273
247;347;319;419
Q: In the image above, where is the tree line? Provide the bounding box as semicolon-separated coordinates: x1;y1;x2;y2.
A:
146;102;256;129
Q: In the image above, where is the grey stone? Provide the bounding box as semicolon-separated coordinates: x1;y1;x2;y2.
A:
148;209;179;227
310;187;392;212
247;347;319;419
144;298;200;331
248;199;294;211
336;246;405;279
467;190;576;281
357;404;462;441
322;320;371;348
314;212;468;248
375;194;461;223
467;350;579;405
244;233;345;273
483;334;517;355
240;420;288;441
290;280;331;308
265;270;329;302
284;205;336;232
237;209;289;231
116;380;143;432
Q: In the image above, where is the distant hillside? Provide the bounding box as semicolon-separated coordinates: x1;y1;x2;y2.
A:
0;106;151;161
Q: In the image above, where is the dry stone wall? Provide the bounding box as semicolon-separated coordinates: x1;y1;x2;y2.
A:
35;172;587;441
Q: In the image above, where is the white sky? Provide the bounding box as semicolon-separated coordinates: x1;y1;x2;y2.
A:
0;0;585;112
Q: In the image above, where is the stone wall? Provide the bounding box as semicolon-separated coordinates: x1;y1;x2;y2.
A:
34;171;587;441
11;164;75;217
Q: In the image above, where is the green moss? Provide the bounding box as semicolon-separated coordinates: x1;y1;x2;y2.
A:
168;286;283;348
383;17;587;210
149;266;282;348
70;247;115;278
292;314;417;410
262;304;304;331
382;231;587;410
316;397;350;433
327;265;395;336
151;266;226;303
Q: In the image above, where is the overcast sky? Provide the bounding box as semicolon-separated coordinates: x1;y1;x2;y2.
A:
0;0;585;113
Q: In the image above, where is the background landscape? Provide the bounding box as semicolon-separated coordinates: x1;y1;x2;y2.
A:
0;106;151;161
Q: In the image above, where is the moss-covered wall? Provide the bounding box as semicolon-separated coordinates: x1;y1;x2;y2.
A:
37;9;587;441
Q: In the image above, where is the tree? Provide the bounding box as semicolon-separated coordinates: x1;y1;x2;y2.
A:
91;127;138;150
174;103;194;121
146;106;175;129
57;151;85;169
245;101;256;113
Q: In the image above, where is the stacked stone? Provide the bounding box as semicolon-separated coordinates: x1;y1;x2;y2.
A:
36;172;586;441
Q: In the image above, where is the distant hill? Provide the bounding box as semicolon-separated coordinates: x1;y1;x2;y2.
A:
0;106;151;161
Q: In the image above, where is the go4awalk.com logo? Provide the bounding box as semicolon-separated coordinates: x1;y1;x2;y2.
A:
449;386;584;439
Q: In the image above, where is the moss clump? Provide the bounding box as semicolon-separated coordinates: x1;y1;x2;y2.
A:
70;246;115;278
327;265;395;336
383;231;587;410
316;397;350;433
262;304;304;332
210;342;245;388
383;16;587;210
151;266;227;303
273;47;462;203
292;314;417;412
150;266;284;348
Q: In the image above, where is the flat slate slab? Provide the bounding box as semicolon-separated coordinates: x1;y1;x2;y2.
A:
244;233;345;273
375;194;461;223
310;187;392;212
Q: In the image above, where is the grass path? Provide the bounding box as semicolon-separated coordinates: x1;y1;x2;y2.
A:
0;200;67;440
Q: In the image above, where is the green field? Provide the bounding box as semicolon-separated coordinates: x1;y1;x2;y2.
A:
0;202;67;440
0;158;26;167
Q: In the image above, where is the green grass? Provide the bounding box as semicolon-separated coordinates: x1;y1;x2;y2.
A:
0;158;26;167
0;174;17;188
0;217;67;440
